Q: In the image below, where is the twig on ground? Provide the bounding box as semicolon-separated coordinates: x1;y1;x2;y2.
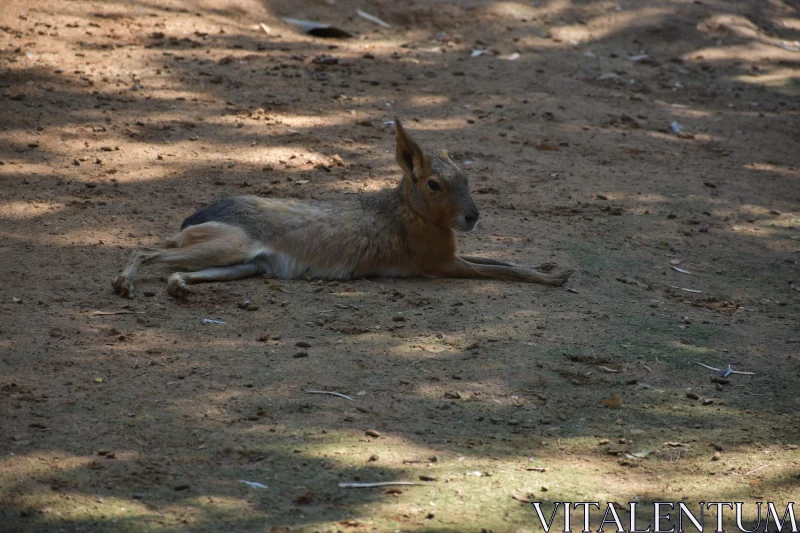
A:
339;481;420;488
696;362;755;376
745;465;770;476
307;390;354;401
356;9;391;28
90;310;145;316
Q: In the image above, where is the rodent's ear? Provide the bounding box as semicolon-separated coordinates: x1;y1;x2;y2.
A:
395;119;427;183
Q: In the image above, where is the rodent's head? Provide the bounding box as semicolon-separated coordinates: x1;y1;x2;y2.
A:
395;119;479;232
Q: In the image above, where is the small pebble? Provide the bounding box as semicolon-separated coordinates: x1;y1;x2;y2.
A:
293;350;308;358
711;451;721;461
598;439;610;445
365;430;380;438
686;392;700;400
295;341;311;348
392;314;405;322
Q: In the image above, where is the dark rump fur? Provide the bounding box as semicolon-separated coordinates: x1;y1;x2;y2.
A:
180;197;242;230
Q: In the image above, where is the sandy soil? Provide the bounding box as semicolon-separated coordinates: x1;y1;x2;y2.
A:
1;0;799;531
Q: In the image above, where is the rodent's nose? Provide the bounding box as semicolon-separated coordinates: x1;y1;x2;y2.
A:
464;210;480;226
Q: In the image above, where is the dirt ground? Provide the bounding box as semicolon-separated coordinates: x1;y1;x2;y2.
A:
1;0;799;531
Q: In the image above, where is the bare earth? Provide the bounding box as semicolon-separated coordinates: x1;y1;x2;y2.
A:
1;0;799;531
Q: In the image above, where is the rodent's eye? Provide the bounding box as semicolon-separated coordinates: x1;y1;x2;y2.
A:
427;179;441;191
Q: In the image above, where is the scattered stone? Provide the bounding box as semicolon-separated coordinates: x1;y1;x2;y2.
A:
368;454;379;462
686;392;700;400
702;398;714;406
392;314;405;322
419;475;437;481
365;430;381;438
598;439;610;445
295;490;313;504
711;451;721;461
295;341;311;348
293;350;308;358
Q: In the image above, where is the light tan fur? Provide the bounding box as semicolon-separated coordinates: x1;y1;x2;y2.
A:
113;120;573;298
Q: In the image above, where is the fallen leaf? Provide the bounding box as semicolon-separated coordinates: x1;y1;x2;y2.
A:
597;394;622;409
536;143;560;152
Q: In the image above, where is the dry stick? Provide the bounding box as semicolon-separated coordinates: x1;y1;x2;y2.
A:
90;310;145;316
745;465;770;476
356;9;391;28
307;390;354;401
339;481;420;488
695;362;755;376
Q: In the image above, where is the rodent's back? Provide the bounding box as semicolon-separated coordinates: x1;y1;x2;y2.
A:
179;192;415;275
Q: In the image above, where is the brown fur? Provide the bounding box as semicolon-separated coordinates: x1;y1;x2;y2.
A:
113;120;573;298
